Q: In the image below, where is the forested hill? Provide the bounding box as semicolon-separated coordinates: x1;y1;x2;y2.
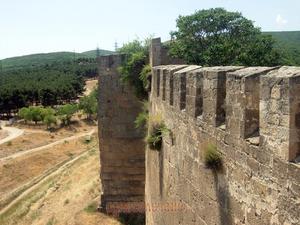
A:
81;49;114;58
264;31;300;65
1;49;114;71
0;49;114;115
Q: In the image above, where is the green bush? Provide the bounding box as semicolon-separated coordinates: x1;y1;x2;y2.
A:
83;135;92;144
43;114;57;129
139;64;151;91
118;38;151;100
146;115;169;151
18;106;44;124
204;144;222;170
79;88;98;120
18;107;31;123
57;104;78;126
134;101;149;129
19;106;57;129
84;201;98;213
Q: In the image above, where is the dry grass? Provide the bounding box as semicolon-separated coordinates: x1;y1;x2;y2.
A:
0;145;121;225
0;130;8;140
0;134;97;199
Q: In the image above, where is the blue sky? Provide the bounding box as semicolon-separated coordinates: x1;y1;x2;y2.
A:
0;0;299;59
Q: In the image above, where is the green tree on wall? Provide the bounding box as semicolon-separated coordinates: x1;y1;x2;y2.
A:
118;38;152;100
169;8;282;66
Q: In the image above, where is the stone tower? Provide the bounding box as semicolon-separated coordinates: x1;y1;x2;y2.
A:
97;54;145;210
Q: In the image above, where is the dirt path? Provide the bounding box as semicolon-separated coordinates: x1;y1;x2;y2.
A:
0;127;24;145
0;129;95;162
84;79;98;96
0;145;121;225
0;149;92;216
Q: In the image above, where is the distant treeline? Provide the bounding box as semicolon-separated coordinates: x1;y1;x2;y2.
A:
0;58;98;116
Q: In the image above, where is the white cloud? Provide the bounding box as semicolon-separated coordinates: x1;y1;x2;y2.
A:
276;14;288;26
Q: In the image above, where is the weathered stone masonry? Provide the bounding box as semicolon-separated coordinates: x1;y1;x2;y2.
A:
97;38;300;225
97;54;145;210
146;64;300;225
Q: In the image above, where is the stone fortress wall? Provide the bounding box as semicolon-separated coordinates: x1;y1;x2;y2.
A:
97;38;300;225
146;38;300;225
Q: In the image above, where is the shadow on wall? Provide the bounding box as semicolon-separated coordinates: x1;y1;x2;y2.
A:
213;167;234;225
159;149;164;198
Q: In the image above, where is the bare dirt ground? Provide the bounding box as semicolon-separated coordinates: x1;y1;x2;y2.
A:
0;121;96;159
0;144;121;225
0;130;8;140
0;129;95;162
0;127;24;145
84;79;98;96
0;133;96;203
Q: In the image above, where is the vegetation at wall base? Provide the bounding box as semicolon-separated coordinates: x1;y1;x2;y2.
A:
169;8;283;66
84;201;98;213
204;144;222;171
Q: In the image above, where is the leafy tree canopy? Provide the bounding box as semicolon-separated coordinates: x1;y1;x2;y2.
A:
79;88;98;120
18;106;55;125
169;8;282;66
44;114;57;129
57;104;78;125
0;62;86;115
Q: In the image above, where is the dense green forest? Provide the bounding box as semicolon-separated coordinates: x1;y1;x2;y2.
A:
0;66;84;116
264;31;300;65
0;49;113;116
0;46;131;119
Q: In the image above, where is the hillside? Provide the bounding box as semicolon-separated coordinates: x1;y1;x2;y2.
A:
82;49;114;58
1;49;114;72
264;31;300;65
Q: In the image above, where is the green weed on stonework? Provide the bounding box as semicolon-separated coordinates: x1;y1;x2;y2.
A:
146;115;169;151
204;144;222;171
135;100;149;130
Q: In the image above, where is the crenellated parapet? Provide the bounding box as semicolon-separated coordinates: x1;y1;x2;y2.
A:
147;64;300;225
151;65;300;162
260;67;300;161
